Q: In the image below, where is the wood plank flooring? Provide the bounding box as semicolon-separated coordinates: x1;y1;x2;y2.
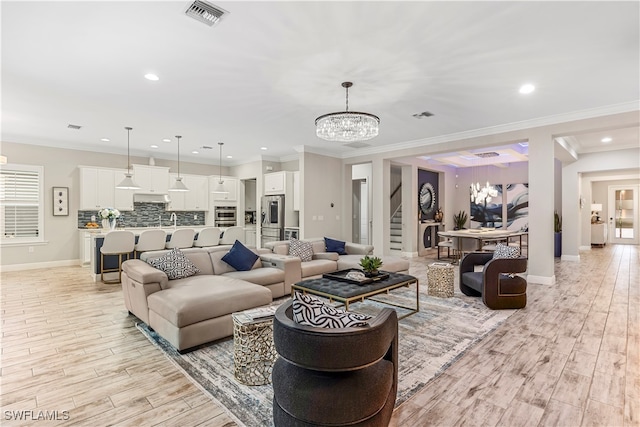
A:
1;244;638;426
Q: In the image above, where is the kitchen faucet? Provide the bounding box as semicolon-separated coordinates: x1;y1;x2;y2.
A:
170;212;177;228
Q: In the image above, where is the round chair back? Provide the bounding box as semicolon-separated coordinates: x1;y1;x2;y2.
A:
194;227;221;247
165;228;195;249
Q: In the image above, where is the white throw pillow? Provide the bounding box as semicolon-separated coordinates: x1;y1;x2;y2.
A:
289;238;314;262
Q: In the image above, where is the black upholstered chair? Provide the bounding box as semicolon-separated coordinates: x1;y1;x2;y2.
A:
272;300;398;427
459;252;528;309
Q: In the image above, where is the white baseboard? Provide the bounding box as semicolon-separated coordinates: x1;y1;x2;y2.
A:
579;246;592;251
527;274;556;285
0;259;82;272
561;254;581;262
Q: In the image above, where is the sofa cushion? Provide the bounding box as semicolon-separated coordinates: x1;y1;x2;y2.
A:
210;248;262;275
223;267;285;287
324;237;347;255
301;259;338;278
148;276;272;327
222;240;259;271
147;248;200;280
289;238;314;262
292;292;371;328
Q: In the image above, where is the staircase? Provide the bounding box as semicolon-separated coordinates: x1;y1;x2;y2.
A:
390;204;402;252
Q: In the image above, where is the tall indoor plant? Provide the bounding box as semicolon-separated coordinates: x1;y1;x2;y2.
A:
554;210;562;257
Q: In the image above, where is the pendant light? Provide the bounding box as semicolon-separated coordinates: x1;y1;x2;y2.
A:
169;135;189;192
211;142;228;195
116;127;141;189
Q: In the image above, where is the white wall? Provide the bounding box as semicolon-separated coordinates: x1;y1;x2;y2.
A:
0;141;230;268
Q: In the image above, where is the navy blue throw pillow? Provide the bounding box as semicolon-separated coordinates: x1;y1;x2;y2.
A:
324;237;347;255
222;240;259;271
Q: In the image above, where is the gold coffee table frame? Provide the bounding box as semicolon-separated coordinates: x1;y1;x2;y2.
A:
292;273;419;319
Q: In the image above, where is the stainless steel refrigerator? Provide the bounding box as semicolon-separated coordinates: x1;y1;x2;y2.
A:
261;195;285;245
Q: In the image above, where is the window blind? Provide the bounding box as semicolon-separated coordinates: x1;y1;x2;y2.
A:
0;169;41;238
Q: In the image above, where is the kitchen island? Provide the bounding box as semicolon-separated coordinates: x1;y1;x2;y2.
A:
80;227;212;282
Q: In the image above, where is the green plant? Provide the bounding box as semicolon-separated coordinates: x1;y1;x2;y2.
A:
359;255;383;274
554;210;562;233
453;210;468;230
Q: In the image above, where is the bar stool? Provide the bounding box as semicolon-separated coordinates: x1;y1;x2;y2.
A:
194;227;221;247
220;226;244;245
165;228;195;249
100;230;135;284
134;229;167;258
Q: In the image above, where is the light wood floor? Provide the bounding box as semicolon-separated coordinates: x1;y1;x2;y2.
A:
1;245;637;426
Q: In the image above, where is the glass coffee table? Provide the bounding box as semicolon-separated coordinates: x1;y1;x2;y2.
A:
291;271;419;319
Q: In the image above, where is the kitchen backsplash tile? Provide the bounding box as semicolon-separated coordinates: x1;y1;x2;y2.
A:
78;203;206;228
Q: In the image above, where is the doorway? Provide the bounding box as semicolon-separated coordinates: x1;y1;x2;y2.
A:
608;185;639;244
352;179;369;245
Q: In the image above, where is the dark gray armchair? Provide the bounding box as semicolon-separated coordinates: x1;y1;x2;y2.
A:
459;252;528;309
272;300;398;426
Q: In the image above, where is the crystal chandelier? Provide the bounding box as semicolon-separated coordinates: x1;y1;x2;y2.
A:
315;82;379;142
470;181;498;204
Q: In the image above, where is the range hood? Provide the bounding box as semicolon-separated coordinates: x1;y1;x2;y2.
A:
133;194;171;204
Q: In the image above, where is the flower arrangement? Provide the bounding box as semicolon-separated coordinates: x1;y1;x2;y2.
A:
98;207;120;220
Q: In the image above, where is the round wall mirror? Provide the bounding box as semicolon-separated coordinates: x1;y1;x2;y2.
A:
419;182;436;215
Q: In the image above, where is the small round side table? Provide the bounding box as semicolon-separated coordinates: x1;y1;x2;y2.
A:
427;262;455;298
232;313;277;385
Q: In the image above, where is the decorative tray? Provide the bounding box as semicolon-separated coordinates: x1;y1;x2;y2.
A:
323;268;390;285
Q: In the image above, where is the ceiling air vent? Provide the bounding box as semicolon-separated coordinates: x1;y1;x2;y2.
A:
67;124;82;130
475;152;500;158
185;0;228;27
412;111;434;119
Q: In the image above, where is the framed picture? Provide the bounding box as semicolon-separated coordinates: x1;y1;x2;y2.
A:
53;187;69;216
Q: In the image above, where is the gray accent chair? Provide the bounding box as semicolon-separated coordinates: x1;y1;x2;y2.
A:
459;252;528;309
272;300;398;426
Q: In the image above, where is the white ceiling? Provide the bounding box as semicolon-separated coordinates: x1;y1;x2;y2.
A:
2;1;639;167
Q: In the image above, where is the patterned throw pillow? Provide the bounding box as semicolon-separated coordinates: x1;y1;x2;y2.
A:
292;292;371;328
289;238;314;262
492;243;520;259
147;248;200;280
492;243;520;278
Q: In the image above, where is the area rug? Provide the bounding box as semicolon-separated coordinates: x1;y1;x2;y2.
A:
137;281;516;427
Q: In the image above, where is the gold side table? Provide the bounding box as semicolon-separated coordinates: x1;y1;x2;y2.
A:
427;262;455;298
232;312;277;385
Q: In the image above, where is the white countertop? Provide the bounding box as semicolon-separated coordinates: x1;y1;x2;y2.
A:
80;226;212;237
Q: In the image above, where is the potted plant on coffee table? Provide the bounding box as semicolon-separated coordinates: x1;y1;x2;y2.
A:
359;255;383;277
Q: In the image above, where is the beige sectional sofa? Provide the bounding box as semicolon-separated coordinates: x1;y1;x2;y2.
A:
265;237;410;281
121;245;301;351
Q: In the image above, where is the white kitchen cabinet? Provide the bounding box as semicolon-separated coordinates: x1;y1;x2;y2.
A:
132;165;170;194
245;228;257;247
79;231;92;265
264;171;286;194
168;174;209;211
293;171;300;211
211;176;238;202
79;167;115;210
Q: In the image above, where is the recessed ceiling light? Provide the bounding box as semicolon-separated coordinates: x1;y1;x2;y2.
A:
192;150;199;154
260;147;268;150
150;144;159;149
145;73;159;81
162;138;171;143
519;83;535;94
100;138;110;142
226;155;233;159
601;137;613;143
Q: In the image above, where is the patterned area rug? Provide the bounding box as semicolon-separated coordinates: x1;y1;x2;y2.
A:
137;261;516;427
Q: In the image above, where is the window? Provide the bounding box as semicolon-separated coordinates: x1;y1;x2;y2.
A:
0;164;44;243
